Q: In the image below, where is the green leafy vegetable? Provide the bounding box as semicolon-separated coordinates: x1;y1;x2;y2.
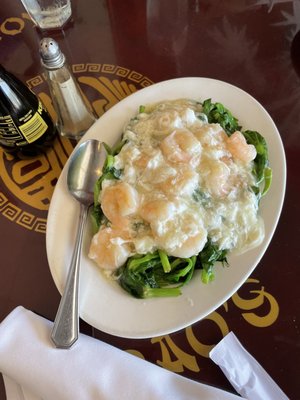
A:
243;130;272;197
158;249;171;273
202;99;241;135
103;139;127;156
196;240;228;284
116;252;196;298
262;167;272;196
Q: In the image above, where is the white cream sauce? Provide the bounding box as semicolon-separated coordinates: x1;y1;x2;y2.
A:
89;99;264;270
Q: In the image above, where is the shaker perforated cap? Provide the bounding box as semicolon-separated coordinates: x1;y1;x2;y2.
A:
40;38;65;69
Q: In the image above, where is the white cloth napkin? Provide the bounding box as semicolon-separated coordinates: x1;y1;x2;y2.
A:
0;306;241;400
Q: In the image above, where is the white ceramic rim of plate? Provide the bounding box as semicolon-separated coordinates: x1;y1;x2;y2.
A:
46;77;286;339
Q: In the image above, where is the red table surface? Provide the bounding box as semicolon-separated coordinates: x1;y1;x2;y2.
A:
1;0;300;398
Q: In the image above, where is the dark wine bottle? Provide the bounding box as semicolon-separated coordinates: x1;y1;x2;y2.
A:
0;64;57;156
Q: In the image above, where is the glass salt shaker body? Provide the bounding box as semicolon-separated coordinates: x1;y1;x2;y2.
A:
39;38;96;140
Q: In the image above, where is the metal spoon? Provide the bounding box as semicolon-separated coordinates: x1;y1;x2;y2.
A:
51;139;105;349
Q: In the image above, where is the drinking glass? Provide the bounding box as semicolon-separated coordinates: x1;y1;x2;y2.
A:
20;0;72;30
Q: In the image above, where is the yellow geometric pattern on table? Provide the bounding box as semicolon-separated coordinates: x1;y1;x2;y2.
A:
0;64;154;232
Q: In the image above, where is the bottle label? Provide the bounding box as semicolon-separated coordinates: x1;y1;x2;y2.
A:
0;115;23;145
0;101;49;145
18;110;48;143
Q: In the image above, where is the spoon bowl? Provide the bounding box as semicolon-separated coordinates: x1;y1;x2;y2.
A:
51;139;106;349
67;140;104;205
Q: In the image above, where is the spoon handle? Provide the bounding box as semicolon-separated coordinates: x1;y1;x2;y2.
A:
51;203;88;349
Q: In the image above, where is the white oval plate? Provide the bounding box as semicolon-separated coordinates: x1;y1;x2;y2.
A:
46;77;286;339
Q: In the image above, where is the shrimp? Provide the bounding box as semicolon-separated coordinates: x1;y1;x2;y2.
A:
160;167;199;197
101;182;139;227
160;128;202;167
133;148;161;170
226;131;256;164
144;207;207;258
155;110;181;133
133;153;151;169
88;227;132;270
194;124;227;149
203;159;231;198
139;198;176;224
168;227;207;258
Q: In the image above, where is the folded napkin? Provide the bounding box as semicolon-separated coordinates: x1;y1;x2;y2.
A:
0;307;241;400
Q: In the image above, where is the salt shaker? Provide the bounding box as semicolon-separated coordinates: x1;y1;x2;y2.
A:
39;38;96;140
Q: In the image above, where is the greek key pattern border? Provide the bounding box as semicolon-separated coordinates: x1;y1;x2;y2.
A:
0;191;47;232
27;63;154;89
